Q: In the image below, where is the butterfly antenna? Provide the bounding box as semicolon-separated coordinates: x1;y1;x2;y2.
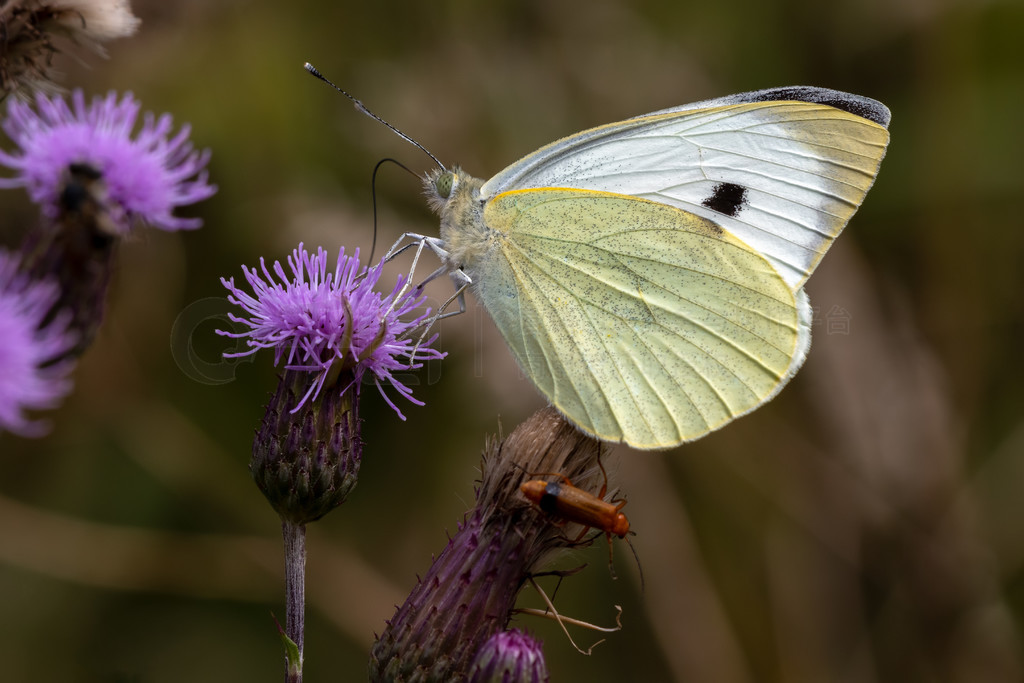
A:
304;62;447;172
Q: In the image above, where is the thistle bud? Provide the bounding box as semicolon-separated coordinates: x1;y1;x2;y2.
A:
468;629;549;683
250;367;361;524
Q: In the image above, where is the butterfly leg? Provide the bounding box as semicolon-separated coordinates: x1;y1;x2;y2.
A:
409;269;471;360
382;233;474;360
381;233;452;319
382;231;435;263
434;268;471;319
382;231;469;311
383;232;455;277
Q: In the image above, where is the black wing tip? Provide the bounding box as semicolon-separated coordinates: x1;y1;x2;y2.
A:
734;86;891;128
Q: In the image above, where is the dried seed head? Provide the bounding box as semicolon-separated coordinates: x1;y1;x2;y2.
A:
0;1;140;96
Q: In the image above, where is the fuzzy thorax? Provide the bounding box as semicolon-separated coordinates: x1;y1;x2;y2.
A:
423;167;493;272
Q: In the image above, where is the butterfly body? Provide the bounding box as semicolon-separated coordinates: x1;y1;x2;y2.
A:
429;170;489;269
423;87;890;450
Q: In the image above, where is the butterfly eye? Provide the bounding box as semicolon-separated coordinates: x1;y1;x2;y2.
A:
435;172;455;199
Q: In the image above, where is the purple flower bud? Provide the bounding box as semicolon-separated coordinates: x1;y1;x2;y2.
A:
468;629;549;683
251;368;361;524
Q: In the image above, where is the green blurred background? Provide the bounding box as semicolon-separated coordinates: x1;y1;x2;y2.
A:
2;0;1023;680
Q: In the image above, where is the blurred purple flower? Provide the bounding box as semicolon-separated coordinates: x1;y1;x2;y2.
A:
0;248;76;437
0;89;216;232
219;244;444;419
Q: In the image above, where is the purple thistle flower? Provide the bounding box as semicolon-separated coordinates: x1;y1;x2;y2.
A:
219;243;443;419
221;244;448;680
0;89;216;232
0;248;77;437
223;244;444;523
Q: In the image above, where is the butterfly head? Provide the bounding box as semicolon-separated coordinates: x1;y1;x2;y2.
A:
423;166;484;217
423;167;461;214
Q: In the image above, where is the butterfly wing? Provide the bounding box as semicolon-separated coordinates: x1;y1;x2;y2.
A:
480;87;890;290
470;187;810;449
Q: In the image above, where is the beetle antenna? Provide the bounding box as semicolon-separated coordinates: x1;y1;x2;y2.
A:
624;533;645;592
304;62;446;172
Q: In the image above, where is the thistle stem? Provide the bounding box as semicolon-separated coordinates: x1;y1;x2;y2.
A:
283;520;306;683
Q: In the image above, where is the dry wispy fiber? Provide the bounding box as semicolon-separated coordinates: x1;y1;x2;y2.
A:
369;406;612;682
0;0;140;97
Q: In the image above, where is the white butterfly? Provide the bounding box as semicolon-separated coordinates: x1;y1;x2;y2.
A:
399;86;890;450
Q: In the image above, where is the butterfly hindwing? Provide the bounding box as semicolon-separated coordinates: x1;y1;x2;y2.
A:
472;188;807;448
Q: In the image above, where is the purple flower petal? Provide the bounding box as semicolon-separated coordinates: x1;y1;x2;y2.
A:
219;244;444;418
0;249;77;437
0;90;216;232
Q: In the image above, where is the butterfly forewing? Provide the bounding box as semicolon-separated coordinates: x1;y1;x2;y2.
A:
473;188;804;448
480;96;890;290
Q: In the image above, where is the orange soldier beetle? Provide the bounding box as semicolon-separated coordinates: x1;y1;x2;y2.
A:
519;459;644;588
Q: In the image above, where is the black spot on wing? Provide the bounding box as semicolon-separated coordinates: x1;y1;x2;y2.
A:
701;182;747;217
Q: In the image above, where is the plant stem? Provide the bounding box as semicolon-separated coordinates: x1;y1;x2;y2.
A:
283;519;306;683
